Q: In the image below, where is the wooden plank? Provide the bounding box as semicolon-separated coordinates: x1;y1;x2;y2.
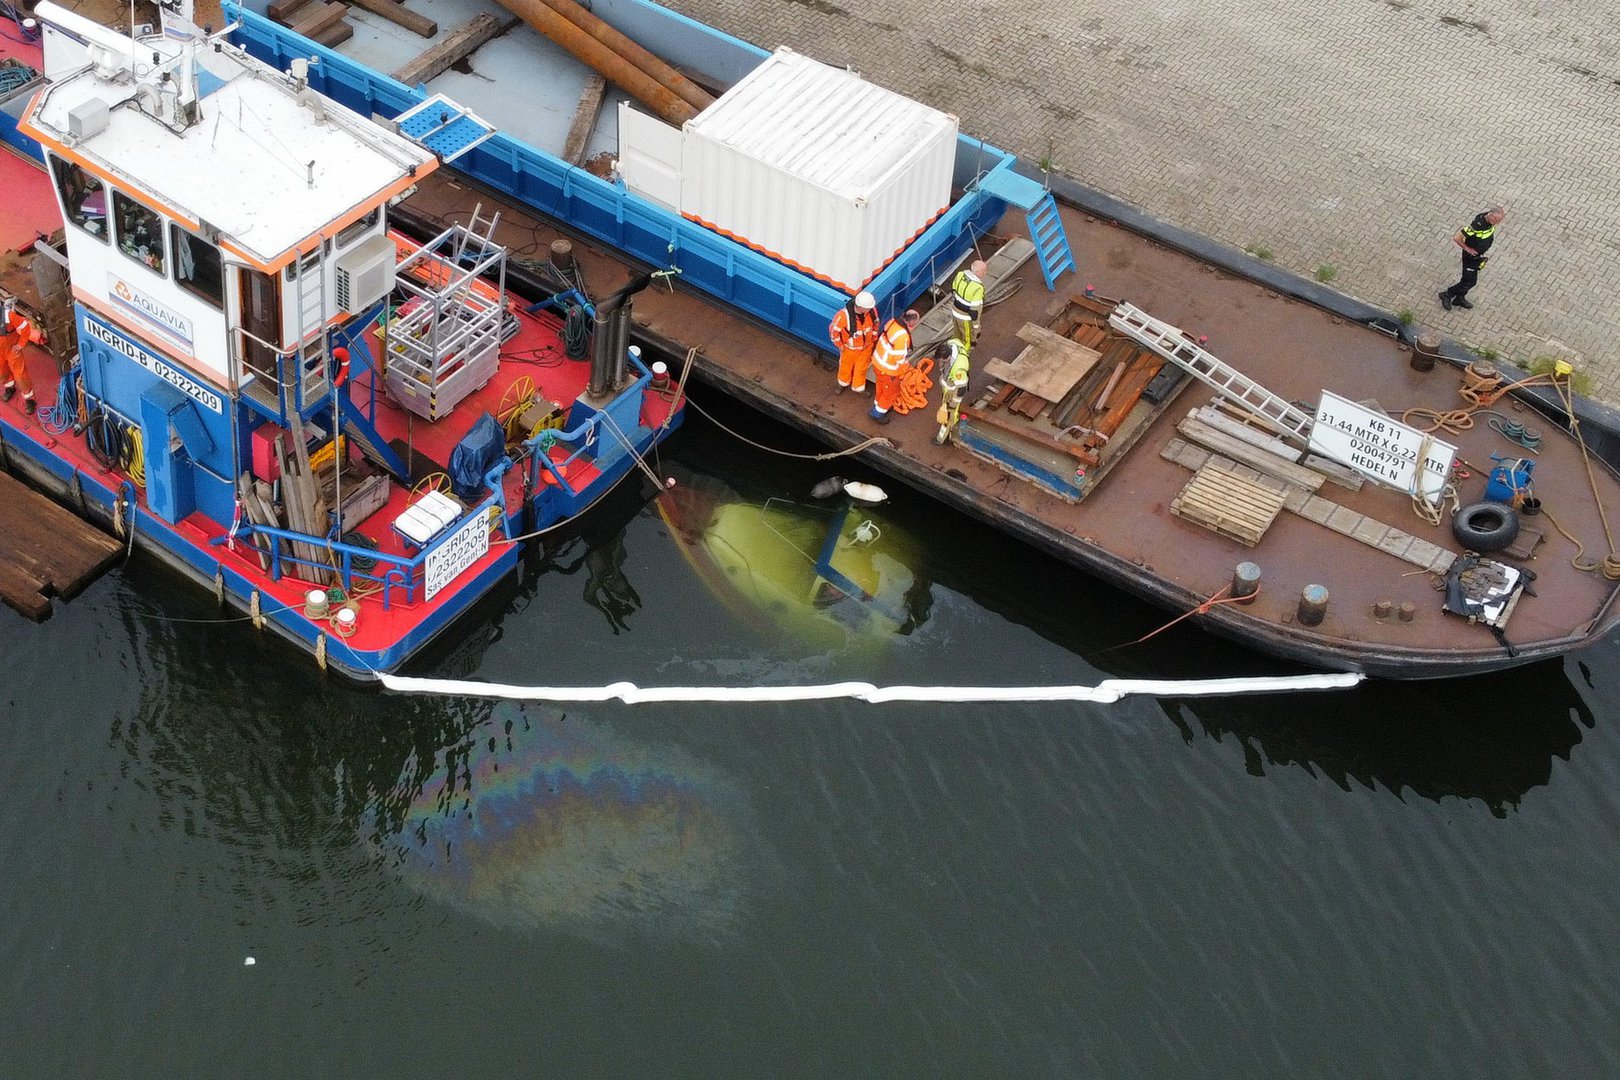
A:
1016;321;1108;366
392;12;505;85
268;0;312;22
346;0;437;37
1191;405;1305;462
0;470;120;618
310;20;354;46
984;337;1102;402
289;2;349;37
561;74;608;166
0;560;50;621
1176;415;1326;492
960;405;1095;464
1088;353;1164;439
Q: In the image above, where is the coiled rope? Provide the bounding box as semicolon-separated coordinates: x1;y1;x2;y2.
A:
892;356;934;415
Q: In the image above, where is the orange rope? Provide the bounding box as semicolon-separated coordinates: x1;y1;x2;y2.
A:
1106;583;1261;651
892;356;934;415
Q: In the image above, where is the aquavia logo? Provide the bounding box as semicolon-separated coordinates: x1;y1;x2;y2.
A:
107;272;194;348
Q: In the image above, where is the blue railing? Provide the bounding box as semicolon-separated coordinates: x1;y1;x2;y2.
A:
223;2;1019;353
210;478;511;604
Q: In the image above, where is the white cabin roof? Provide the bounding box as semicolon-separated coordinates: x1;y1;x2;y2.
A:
25;38;435;267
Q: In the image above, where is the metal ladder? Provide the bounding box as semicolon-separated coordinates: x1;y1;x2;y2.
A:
1108;301;1314;442
289;241;332;416
972;167;1075;291
1026;193;1074;290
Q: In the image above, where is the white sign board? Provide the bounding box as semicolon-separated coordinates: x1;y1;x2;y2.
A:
424;512;490;600
1309;391;1456;504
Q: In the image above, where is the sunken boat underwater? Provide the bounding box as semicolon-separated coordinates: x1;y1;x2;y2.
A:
0;2;682;677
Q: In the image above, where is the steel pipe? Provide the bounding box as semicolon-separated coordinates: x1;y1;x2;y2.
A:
494;0;698;126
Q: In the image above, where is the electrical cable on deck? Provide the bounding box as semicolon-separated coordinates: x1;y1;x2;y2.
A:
682;396;892;461
377;670;1365;704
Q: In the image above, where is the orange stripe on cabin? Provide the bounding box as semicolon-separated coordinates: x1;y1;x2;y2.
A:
681;204;948;296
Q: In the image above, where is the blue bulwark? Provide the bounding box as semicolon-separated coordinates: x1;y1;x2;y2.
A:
393;94;495;163
974;171;1074;291
223;3;1016;352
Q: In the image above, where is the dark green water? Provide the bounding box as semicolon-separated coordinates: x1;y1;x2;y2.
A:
2;394;1617;1078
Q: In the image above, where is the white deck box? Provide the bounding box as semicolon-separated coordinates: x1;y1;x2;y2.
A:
672;48;958;293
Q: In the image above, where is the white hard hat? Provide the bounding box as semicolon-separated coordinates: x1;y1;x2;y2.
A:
854;291;876;311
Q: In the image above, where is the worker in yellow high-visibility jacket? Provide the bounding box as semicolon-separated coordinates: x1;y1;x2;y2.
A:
950;259;987;351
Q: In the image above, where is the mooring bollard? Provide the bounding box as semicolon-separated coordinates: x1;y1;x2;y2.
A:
1232;562;1261;605
1398;601;1417;623
1373;598;1393;619
1411;332;1442;372
549;238;575;272
1297;584;1329;627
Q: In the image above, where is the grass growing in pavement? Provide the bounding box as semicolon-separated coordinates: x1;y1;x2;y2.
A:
1245;244;1274;261
1315;264;1338;283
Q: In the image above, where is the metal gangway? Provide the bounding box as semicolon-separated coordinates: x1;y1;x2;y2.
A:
1108;302;1315;443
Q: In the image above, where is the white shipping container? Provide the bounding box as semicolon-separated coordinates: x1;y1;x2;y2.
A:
679;48;957;293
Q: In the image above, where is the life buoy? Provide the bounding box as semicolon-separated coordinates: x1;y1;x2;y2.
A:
1452;501;1519;552
330;346;350;388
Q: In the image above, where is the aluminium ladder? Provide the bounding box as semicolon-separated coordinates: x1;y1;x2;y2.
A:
1108;301;1315;444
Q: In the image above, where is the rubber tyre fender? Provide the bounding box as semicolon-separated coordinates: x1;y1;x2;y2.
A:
1452;501;1520;552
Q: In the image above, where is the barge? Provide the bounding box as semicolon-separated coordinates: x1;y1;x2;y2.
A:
4;0;1620;678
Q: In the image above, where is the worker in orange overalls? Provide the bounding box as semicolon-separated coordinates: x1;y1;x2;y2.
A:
868;309;919;426
1;296;41;416
830;290;880;395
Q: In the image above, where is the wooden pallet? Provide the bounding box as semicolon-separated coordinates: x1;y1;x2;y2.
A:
1171;460;1289;546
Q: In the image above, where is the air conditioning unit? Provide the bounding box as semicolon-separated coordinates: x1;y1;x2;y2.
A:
333;233;396;314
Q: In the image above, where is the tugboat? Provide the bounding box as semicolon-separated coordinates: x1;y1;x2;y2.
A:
0;1;682;677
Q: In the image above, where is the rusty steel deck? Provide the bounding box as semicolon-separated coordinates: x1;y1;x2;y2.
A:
399;173;1620;677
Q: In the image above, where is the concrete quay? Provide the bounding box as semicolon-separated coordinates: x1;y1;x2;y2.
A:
665;0;1620;406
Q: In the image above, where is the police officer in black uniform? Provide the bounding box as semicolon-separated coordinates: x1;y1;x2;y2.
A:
1439;205;1505;311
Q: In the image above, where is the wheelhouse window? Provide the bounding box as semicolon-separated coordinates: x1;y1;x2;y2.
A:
50;156;108;242
171;224;224;308
113;191;166;275
336;208;380;249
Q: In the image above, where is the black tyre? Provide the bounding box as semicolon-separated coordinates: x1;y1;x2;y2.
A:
1452;501;1520;552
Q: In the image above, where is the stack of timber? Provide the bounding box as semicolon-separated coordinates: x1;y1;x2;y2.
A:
964;294;1190;496
271;0;437;47
234;432;335;585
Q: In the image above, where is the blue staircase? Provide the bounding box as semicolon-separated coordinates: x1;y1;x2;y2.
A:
974;169;1075;291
